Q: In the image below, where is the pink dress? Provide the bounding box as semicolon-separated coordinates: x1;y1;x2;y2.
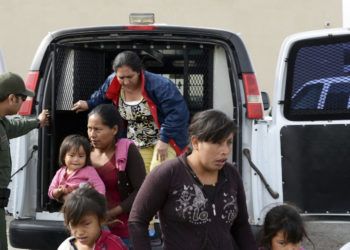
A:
96;155;129;238
48;166;105;199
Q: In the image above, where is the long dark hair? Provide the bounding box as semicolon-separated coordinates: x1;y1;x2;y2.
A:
59;134;91;166
112;51;142;73
260;204;314;249
62;187;107;227
189;109;236;144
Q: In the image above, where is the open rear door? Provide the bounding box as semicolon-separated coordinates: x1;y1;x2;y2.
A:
274;29;350;214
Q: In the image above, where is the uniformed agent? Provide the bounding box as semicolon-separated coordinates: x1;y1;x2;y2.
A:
0;72;49;250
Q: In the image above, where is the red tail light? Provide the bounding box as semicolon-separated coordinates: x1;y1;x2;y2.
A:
18;71;39;115
242;73;263;119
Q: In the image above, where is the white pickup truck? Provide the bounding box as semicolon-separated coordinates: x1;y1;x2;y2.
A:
6;17;350;249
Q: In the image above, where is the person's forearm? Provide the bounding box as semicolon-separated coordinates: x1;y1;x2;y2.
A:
128;222;152;250
109;205;123;218
7;117;39;139
52;188;64;201
119;192;135;213
88;74;114;108
120;144;147;212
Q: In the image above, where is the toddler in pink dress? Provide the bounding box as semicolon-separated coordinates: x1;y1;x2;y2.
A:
48;134;105;202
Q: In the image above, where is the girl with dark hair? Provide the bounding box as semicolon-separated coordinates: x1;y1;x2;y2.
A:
128;109;257;250
259;204;313;250
58;187;127;250
73;50;189;173
87;104;146;246
48;134;105;202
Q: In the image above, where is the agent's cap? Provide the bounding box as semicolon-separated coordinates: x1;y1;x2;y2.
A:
0;72;34;100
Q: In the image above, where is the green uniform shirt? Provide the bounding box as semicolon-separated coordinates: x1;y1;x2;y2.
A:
0;116;39;188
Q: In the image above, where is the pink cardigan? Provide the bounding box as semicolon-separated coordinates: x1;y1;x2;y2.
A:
48;166;105;199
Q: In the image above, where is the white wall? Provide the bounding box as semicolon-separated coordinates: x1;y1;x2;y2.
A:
344;0;350;27
0;0;342;96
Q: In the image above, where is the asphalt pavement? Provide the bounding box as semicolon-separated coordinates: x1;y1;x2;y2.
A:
302;220;350;250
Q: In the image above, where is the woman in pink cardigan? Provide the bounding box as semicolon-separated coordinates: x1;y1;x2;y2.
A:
48;134;105;202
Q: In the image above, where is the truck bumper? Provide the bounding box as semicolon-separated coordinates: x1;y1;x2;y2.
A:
9;219;69;249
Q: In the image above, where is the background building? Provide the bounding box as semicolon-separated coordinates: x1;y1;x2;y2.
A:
0;0;342;96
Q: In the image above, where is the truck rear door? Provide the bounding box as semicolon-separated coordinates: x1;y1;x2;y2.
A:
244;29;350;223
249;30;350;248
275;29;350;216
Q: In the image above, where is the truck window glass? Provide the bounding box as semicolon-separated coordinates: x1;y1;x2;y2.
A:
284;36;350;120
